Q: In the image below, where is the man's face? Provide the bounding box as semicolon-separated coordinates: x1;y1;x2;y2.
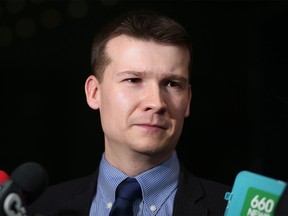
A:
86;35;191;163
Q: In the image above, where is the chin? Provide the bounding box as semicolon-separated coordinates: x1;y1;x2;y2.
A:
132;143;173;158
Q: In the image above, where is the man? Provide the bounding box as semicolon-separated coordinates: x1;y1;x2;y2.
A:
27;9;231;216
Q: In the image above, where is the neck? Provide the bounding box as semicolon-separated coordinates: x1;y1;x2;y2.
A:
104;148;173;177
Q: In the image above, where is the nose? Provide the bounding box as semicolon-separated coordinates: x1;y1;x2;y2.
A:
142;84;167;114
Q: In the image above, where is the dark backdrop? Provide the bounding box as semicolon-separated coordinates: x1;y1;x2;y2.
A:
1;0;287;187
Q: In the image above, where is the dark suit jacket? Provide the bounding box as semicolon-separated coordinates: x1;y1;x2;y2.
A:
27;165;231;216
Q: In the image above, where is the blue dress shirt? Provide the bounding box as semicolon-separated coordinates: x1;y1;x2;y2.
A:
89;151;180;216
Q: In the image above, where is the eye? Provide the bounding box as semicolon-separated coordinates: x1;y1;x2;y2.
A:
166;81;178;87
126;78;142;83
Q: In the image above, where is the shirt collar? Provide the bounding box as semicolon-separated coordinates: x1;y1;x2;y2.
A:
97;151;180;211
136;151;180;211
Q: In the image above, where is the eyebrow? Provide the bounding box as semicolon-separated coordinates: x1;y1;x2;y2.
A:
116;70;189;83
116;70;146;77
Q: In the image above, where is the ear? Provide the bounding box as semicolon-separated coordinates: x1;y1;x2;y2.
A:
184;84;192;117
84;75;101;110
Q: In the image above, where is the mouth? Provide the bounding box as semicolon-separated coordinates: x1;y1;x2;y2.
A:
134;123;168;131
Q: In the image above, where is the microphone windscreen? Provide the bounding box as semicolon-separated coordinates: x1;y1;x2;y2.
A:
11;162;49;203
0;170;9;183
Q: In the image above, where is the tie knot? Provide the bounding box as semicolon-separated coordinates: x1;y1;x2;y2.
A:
116;178;142;201
109;178;142;216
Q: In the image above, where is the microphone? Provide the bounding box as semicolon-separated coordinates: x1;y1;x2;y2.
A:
0;171;9;184
224;170;287;216
0;162;49;216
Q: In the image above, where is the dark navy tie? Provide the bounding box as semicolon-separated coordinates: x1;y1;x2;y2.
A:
109;178;142;216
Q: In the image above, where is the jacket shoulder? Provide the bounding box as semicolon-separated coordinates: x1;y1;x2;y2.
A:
26;171;98;216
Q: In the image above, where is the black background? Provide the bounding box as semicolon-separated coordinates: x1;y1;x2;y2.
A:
1;0;287;187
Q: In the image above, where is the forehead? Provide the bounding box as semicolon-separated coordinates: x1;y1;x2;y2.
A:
105;35;190;76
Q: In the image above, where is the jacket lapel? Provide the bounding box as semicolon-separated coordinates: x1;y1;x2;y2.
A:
173;165;209;216
57;170;99;215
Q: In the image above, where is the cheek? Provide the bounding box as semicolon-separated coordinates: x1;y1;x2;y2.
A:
168;96;190;117
116;90;136;112
101;88;135;115
100;89;129;133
